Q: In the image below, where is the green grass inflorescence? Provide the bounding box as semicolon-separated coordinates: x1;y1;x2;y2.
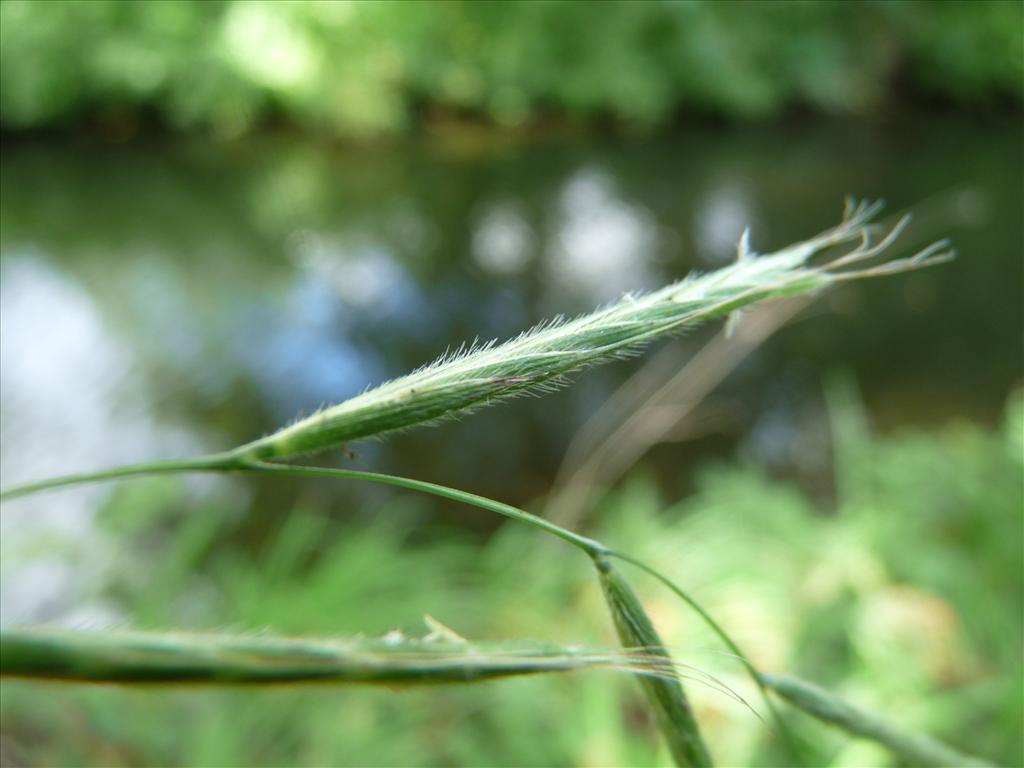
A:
236;199;951;462
1;200;976;768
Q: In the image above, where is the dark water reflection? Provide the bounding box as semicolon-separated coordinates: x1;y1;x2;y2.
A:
1;117;1021;527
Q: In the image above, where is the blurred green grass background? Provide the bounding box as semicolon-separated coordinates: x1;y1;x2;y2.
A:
1;0;1021;138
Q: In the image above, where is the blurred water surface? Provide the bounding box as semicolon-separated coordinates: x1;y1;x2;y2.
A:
1;116;1021;549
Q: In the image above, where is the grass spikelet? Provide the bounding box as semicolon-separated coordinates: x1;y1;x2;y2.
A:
0;199;953;503
594;555;713;768
759;672;995;767
237;200;951;461
0;628;714;690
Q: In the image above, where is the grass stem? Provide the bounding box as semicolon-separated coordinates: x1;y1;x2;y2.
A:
759;672;995;767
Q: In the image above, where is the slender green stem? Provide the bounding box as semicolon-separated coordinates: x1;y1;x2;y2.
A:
243;460;608;556
1;456;607;556
759;672;996;767
0;452;248;502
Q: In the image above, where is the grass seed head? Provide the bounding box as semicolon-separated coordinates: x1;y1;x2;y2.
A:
239;200;951;462
1;628;716;690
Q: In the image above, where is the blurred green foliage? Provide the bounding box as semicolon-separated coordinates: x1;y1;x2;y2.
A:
1;0;1021;138
2;388;1020;766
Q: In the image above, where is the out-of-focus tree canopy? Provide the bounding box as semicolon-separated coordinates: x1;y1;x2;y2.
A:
1;0;1021;138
